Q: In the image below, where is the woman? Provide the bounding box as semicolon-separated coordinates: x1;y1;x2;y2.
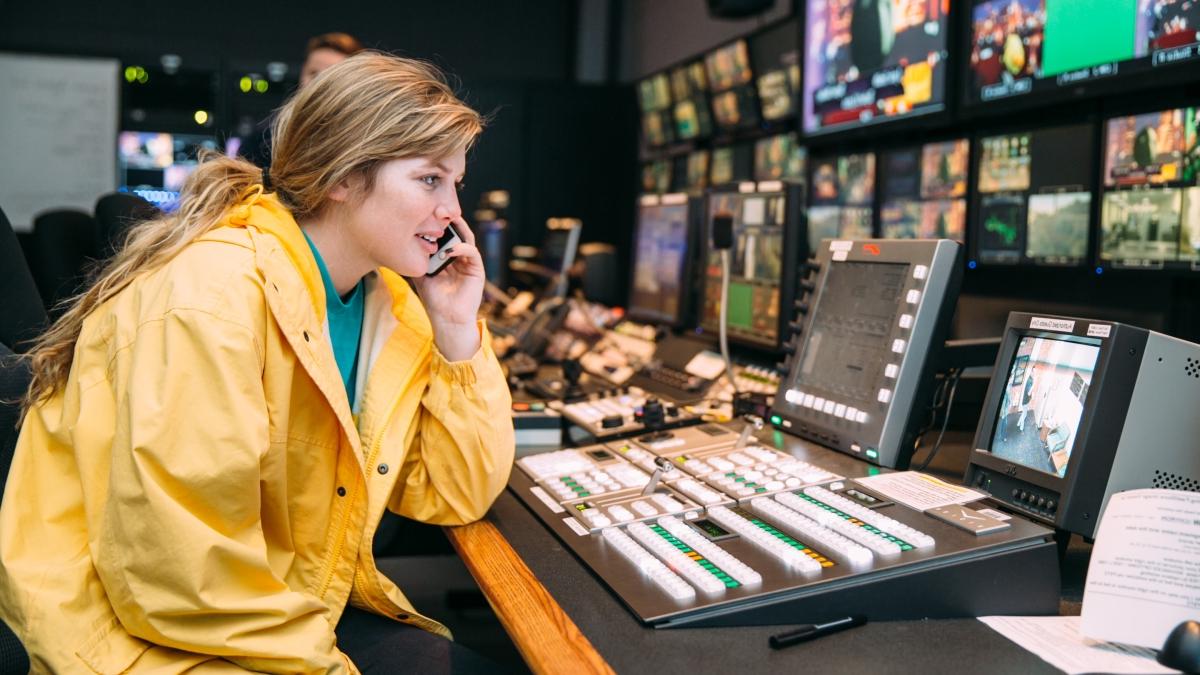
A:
0;53;515;673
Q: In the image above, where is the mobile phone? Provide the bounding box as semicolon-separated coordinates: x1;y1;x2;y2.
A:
426;223;465;276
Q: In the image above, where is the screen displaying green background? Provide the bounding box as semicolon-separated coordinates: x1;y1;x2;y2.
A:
1043;0;1136;76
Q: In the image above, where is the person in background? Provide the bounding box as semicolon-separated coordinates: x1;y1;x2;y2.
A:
1;52;514;673
240;32;365;168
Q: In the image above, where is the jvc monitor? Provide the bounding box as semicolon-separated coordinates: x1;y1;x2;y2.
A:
771;239;963;468
627;194;695;327
966;313;1200;538
697;182;805;351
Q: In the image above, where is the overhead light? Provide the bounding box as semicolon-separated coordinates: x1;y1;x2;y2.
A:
194;110;209;125
254;79;269;93
266;61;288;82
239;76;252;93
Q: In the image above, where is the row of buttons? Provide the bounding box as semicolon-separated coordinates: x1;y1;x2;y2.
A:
784;389;871;424
1011;489;1057;512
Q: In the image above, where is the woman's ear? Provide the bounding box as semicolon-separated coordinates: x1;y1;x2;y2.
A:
327;173;364;203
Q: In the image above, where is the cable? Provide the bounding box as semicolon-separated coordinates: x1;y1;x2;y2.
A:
718;248;741;396
912;369;963;472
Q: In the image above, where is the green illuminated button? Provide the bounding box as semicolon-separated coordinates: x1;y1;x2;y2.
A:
866;448;879;459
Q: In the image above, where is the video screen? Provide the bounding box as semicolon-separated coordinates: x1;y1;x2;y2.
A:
972;124;1094;266
638;72;675;148
641;160;672;194
638;73;672;113
989;335;1100;479
751;18;801;122
808;152;877;251
710;144;754;185
968;0;1200;105
687;150;711;191
788;261;912;409
1100;106;1200;269
671;61;714;140
706;40;761;130
754;133;807;182
803;0;951;135
630;202;691;325
117;131;219;210
712;147;735;185
541;226;577;275
880;139;968;241
641;111;674;147
700;189;792;347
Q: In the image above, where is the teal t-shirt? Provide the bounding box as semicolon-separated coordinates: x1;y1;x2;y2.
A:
302;231;365;403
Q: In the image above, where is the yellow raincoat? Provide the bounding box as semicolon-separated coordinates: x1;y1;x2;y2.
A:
0;190;515;673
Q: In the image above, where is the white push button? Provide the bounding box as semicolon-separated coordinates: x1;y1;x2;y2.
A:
834;403;847;418
885;364;899;378
785;389;803;404
877;389;892;404
913;264;928;280
856;410;868;423
822;400;835;414
899;314;913;329
906;290;921;304
892;339;906;353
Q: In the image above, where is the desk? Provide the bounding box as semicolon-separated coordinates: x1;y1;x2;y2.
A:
447;433;1088;675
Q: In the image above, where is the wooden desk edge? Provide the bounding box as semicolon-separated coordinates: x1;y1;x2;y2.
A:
444;519;614;675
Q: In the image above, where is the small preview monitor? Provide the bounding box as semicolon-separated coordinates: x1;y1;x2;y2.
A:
880;138;968;242
627;193;694;327
967;0;1200;108
641;160;672;194
750;18;801;122
753;133;808;182
686;150;711;192
670;61;715;141
1099;105;1200;270
803;0;951;135
771;239;963;468
638;72;675;148
698;182;806;350
807;151;877;252
970;124;1094;266
705;39;761;131
117;131;219;210
965;312;1200;537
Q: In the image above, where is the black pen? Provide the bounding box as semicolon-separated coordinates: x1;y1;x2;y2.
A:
768;615;868;650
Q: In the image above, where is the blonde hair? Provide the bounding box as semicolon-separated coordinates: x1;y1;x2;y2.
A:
23;52;483;412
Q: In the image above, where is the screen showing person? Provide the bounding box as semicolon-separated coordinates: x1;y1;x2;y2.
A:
711;147;735;185
117;131;219;210
989;335;1099;479
1100;105;1200;269
968;0;1200;105
803;0;951;135
641;160;672;194
972;124;1094;266
706;40;761;130
754;133;807;182
638;72;675;148
630;202;690;324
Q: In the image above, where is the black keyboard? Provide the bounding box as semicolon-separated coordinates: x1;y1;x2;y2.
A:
630;365;712;404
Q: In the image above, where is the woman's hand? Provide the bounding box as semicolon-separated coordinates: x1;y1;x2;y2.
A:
411;217;485;361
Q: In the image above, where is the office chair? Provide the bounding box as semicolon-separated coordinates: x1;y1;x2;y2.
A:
94;192;158;259
0;343;32;673
28;209;101;314
0;206;48;352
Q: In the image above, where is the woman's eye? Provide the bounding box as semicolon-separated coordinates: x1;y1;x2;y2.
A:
421;175;440;188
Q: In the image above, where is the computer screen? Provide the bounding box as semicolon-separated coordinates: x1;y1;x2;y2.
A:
971;124;1094;266
699;185;800;349
641;160;672;194
807;152;877;251
670;61;715;141
988;334;1099;479
628;197;692;326
880;138;968;242
802;0;951;135
967;0;1200;107
1099;105;1200;270
753;133;807;182
750;19;801;122
638;72;675;148
705;39;761;131
686;150;711;191
710;144;754;185
117;131;219;210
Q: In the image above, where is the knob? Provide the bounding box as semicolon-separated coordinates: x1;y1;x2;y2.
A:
788;321;804;333
1037;497;1046;508
1012;488;1020;499
793;300;810;314
1046;500;1056;511
799;280;816;292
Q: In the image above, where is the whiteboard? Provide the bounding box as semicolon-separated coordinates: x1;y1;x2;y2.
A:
0;52;119;231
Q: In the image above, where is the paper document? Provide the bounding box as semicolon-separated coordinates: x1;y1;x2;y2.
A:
684;350;726;381
1081;489;1200;649
979;615;1177;674
853;472;988;511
